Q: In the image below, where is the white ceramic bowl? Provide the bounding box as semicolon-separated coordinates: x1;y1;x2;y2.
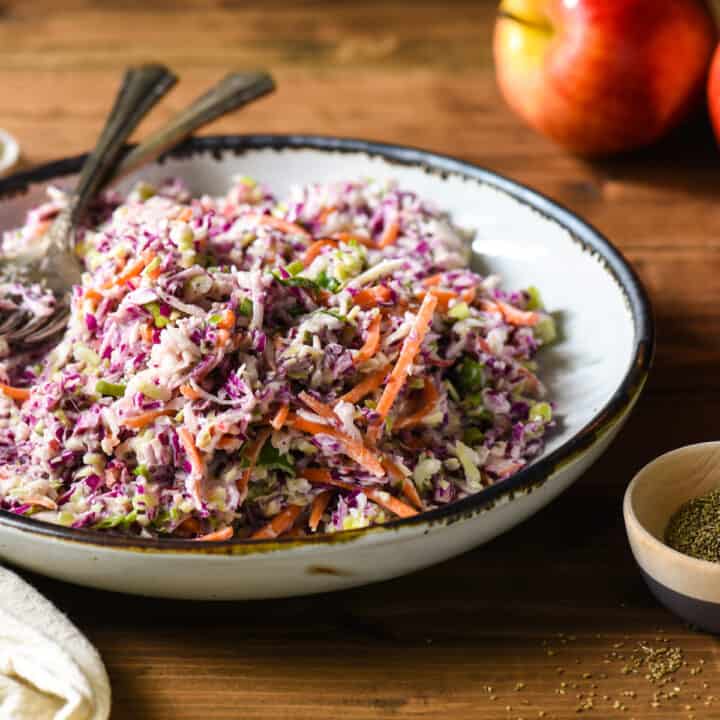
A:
0;135;653;599
625;442;720;632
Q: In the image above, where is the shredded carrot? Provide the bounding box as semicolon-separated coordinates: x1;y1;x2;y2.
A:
120;409;174;429
377;219;400;248
401;478;423;511
147;262;163;280
177;517;202;535
355;313;381;365
270;403;290;430
288;415;385;477
84;288;104;304
316;206;337;224
338;365;390;405
254;214;310;238
102;251;155;289
368;292;438;442
217;435;242;451
178;207;193;222
298;391;337;421
460;286;476;304
381;456;422;510
217;309;235;330
478;337;493;355
24;496;58;511
251;504;304;539
238;427;272;493
194;526;234;542
381;457;405;483
216;329;231;347
401;434;426;450
309;490;332;531
418;285;474;311
0;383;30;402
284;527;306;539
516;365;541;395
394;378;439;431
331;231;376;248
177;427;205;507
367;487;418;518
33;219;51;240
302;468;417;519
416;287;458;312
302;238;338;268
301;467;333;484
497;300;540;326
179;383;202;400
353;286;393;310
178;428;204;475
140;323;154;344
382;457;421;510
494;460;524;479
421;274;443;287
482;300;540;327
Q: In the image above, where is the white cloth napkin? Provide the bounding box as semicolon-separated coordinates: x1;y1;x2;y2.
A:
0;567;111;719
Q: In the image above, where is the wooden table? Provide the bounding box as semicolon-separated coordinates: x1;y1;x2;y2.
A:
3;2;720;718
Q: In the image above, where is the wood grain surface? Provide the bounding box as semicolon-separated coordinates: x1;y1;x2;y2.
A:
4;1;720;718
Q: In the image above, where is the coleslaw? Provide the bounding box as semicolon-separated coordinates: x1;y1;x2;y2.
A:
0;176;556;540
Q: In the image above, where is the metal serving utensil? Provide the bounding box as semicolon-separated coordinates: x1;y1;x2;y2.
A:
0;69;275;350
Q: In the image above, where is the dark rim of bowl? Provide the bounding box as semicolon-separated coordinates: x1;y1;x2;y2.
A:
0;134;655;551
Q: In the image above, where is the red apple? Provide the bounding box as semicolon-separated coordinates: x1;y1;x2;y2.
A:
494;0;717;155
708;43;720;143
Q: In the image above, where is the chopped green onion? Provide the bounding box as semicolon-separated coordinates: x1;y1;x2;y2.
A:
319;309;347;322
238;298;253;317
74;345;100;367
530;402;553;424
317;269;341;293
534;316;557;344
453;357;485;393
272;270;320;290
445;379;460;403
448;301;470;320
286;260;304;276
208;313;222;325
463;427;485;445
145;302;168;328
526;285;543;311
95;380;126;398
143;256;161;278
133;464;149;478
454;440;482;488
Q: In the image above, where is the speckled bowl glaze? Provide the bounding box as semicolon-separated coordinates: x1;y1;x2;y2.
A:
625;443;720;633
0;135;653;599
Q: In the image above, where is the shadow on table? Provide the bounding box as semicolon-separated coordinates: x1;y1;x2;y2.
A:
22;465;657;640
583;110;720;201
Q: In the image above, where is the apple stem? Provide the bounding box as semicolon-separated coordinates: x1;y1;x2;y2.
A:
497;9;551;34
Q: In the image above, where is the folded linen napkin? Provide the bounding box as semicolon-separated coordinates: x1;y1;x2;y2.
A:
0;567;111;719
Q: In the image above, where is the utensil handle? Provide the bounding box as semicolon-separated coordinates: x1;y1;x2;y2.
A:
113;70;275;180
71;63;177;224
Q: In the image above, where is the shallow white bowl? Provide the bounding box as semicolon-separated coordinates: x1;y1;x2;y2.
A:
0;135;653;599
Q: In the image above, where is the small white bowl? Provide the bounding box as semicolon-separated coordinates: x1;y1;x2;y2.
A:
625;442;720;632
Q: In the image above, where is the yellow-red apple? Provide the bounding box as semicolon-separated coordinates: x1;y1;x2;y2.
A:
708;43;720;144
494;0;717;155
